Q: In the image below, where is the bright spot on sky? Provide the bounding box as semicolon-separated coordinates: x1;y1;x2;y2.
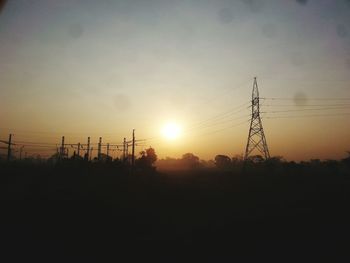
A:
161;122;182;140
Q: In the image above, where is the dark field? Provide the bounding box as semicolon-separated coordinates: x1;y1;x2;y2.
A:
1;164;350;262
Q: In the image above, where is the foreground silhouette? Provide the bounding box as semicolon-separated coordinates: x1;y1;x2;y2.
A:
1;154;350;262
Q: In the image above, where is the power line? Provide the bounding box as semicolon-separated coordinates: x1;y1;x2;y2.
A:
185;114;250;133
197;119;250;138
187;79;252;112
262;103;350;107
262;97;350;101
13;140;57;146
0;128;126;137
186;101;250;130
14;145;57;149
15;148;56;151
143;103;251;143
262;106;350;114
144;115;251;145
1;79;253;152
264;112;350;119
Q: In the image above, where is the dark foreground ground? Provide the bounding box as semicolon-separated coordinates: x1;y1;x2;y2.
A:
1;164;350;262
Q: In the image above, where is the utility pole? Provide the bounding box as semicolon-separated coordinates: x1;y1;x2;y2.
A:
60;136;65;159
132;129;135;166
7;134;12;162
86;137;90;161
77;142;81;157
107;143;110;158
126;143;129;164
123;138;126;162
19;146;24;160
244;77;270;160
98;137;102;161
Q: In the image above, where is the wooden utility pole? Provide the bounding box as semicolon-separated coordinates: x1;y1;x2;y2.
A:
123;137;126;161
60;136;65;159
107;143;110;158
77;142;81;157
132;129;135;166
7;134;12;161
98;137;102;161
86;137;90;161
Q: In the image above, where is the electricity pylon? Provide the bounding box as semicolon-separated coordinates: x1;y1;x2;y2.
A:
244;77;270;160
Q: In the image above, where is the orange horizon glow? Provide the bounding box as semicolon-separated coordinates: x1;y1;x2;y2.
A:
0;1;349;161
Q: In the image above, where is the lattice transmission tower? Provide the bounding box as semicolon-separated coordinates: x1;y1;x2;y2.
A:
244;77;270;160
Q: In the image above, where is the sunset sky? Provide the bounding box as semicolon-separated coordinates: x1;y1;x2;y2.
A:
0;0;350;161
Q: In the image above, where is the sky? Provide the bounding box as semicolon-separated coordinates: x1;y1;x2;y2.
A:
0;0;350;161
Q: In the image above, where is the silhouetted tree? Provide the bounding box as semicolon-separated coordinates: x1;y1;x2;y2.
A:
199;159;216;168
215;155;231;169
48;152;60;163
342;151;350;167
93;153;112;163
101;153;112;162
181;153;200;169
231;154;244;165
70;153;84;161
310;159;321;166
136;147;157;168
265;156;284;166
247;155;264;163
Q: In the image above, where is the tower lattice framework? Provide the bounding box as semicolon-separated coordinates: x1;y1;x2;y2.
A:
244;77;270;160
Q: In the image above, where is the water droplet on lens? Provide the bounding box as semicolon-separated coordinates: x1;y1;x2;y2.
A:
68;23;84;38
336;24;348;38
218;8;234;24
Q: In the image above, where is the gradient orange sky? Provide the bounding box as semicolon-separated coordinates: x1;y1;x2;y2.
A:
0;0;350;161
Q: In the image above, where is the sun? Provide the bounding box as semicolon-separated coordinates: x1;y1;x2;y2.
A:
161;122;182;140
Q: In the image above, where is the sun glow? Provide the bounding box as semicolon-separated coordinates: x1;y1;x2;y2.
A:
161;122;182;140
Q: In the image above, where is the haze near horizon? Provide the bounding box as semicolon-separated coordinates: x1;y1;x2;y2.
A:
0;0;350;161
